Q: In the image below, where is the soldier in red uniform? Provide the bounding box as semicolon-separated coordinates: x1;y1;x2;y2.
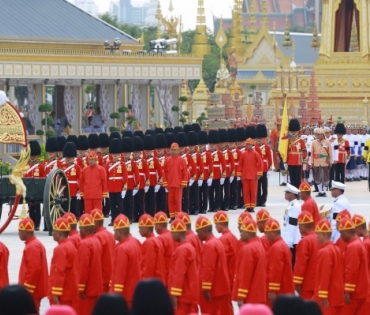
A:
256;124;272;207
100;133;113;217
236;127;247;209
63;212;81;249
270;117;281;171
80;151;108;214
334;123;350;183
0;236;9;290
237;138;263;212
264;218;294;305
163;142;188;221
24;140;46;231
87;133;103;166
293;211;319;299
169;219;199;315
256;208;271;253
227;128;239;210
155;133;168;213
233;218;266;306
43;137;63;175
77;214;103;315
18;218;48;313
338;217;369;315
106;139;127;223
198;131;213;214
49;218;79;311
196;216;231;315
299;182;321;227
138;214;166;284
314;219;344;315
111;214;142;308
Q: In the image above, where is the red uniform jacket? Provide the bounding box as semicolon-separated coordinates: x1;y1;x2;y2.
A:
201;151;213;180
141;234;166;284
343;237;369;300
24;162;46;178
200;235;230;298
191;151;204;181
237;149;263;179
69;230;81;249
267;236;294;295
78;235;103;297
186;230;202;271
336;139;350;163
0;241;9;289
43;159;63;175
106;160;128;193
19;236;48;299
75;157;86;170
80;164;108;199
101;153;112;167
293;231;319;293
61;163;81;197
110;236;142;304
124;159;140;190
158;230;175;284
259;235;270;253
301;197;320;228
136;158;150;189
182;153;197;182
162;155;188;188
223;149;235;177
232;149;240;176
210;150;226;180
168;240;199;304
335;237;347;255
314;241;344;306
48;239;79;302
287;137;307;166
95;227;115;289
147;156;162;187
233;237;266;303
258;144;272;173
219;229;238;291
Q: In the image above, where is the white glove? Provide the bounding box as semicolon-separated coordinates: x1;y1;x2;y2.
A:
165;188;168;193
284;163;288;170
154;185;161;193
76;193;81;200
198;180;203;187
302;164;307;171
144;186;150;193
189;179;194;186
207;178;212;186
230;176;234;183
220;178;225;185
267;171;272;178
133;189;138;196
121;190;126;198
237;177;241;181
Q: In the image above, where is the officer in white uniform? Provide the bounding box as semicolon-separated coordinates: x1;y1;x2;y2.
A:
282;183;301;266
329;180;351;242
325;126;338;187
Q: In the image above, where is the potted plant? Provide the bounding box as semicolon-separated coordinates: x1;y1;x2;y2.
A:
172;96;190;126
109;112;120;132
196;112;208;126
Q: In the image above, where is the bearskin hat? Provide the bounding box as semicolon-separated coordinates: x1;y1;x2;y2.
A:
165;127;174;134
88;133;100;149
256;124;268;138
109;138;122;154
134;130;144;139
133;136;144;151
246;126;257;139
57;136;66;152
176;132;188;147
66;135;78;148
218;129;228;143
98;133;110;148
165;133;176;148
289;118;301;132
77;135;89;151
183;124;193;134
121;130;133;138
227;128;237;142
122;137;134;153
236;127;246;142
174;126;183;135
334;123;346;135
145;129;155;137
187;131;198;146
29;140;41;156
109;131;121;141
143;134;156;151
155;127;164;134
45;137;59;153
208;130;220;144
155;133;167;149
192;123;201;133
63;142;77;158
198;130;208;145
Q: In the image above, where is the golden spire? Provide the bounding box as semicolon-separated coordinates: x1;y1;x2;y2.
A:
215;16;228;63
229;0;244;55
248;0;256;44
191;0;211;56
155;1;162;39
349;12;359;52
261;0;268;26
310;22;320;50
168;0;174;12
282;16;292;52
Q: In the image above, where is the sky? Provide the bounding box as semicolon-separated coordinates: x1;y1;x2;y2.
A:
91;0;234;31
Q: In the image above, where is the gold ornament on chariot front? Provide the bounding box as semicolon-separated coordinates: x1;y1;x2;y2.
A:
0;102;27;146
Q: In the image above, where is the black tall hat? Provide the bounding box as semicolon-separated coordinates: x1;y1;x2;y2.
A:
246;126;257;139
155;127;164;134
29;140;41;156
133;136;144;151
165;127;174;134
236;127;246;142
92;293;129;315
134;130;144;139
183;124;193;134
174;126;183;135
192;123;201;133
256;124;268;138
272;295;306;315
122;137;134;153
145;129;155;137
187;131;198;146
334;123;346;135
227;128;238;142
198;130;208;145
88;133;100;149
66;135;78;148
218;129;229;143
165;133;176;149
155;133;167;149
63;142;77;158
109;138;123;154
144;134;156;150
0;284;37;315
57;136;66;152
45;137;59;153
77;135;89;151
109;131;121;141
121;130;133;138
208;130;220;144
288;118;301;132
176;132;188;147
98;133;110;148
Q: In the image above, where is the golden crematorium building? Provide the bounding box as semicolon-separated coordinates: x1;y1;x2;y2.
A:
0;0;202;158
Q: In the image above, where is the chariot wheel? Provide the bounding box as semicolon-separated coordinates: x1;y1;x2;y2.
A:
43;169;70;235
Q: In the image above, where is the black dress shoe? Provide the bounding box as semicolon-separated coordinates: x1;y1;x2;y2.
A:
199;210;206;214
316;193;323;197
35;227;40;231
259;203;266;207
223;208;229;211
280;182;287;186
248;208;255;213
231;206;238;210
322;192;327;197
313;189;318;192
43;228;48;232
108;222;113;226
208;209;217;213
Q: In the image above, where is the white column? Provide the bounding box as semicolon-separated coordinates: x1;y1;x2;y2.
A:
139;85;150;129
172;85;180;126
154;91;164;127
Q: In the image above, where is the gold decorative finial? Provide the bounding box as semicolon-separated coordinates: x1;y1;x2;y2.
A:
282;16;292;52
272;21;277;53
215;16;228;62
169;0;174;12
248;0;257;44
311;22;320;50
229;0;244;55
155;1;162;39
261;0;268;26
191;0;211;56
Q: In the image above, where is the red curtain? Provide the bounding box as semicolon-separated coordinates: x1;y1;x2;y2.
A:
334;0;358;52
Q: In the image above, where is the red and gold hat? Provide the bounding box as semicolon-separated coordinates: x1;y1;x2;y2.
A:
213;211;229;223
299;182;311;192
264;218;280;232
18;217;35;231
79;214;95;227
177;212;191;224
170;142;179;150
113;214;130;230
238;212;253;225
87;150;97;159
256;209;270;222
245;138;254;145
63;212;77;224
338;218;355;231
352;214;366;227
315;219;332;232
91;209;104;221
298;211;314;224
138;214;154;227
336;209;351;222
240;218;257;232
170;219;186;232
195;215;212;231
53;218;71;232
154;211;168;224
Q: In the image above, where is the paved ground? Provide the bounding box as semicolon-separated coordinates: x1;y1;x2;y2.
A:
1;171;369;314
